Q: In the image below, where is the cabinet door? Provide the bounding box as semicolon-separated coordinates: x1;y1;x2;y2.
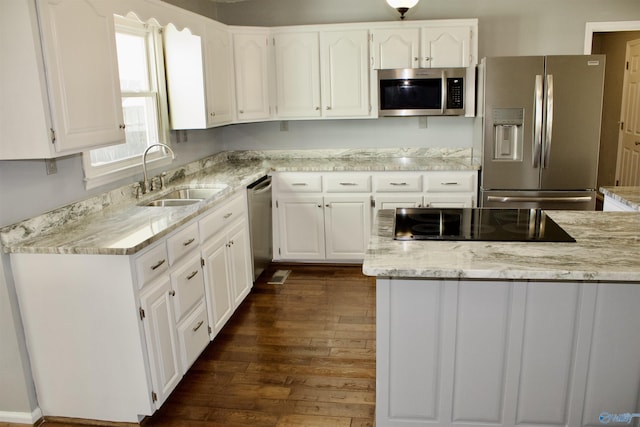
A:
233;31;271;121
37;0;125;153
421;25;471;68
274;32;321;118
139;276;181;408
228;220;253;307
202;233;233;335
324;195;371;260
277;195;325;260
320;30;371;118
205;23;234;126
371;28;420;69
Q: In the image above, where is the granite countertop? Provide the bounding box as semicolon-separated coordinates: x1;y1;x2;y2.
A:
0;149;479;256
362;209;640;282
600;186;640;211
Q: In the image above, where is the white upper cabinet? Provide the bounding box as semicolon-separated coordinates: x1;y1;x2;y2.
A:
204;22;235;126
163;24;206;130
370;20;477;69
273;31;321;118
371;28;420;69
1;0;125;159
320;29;371;118
232;29;272;122
421;24;473;68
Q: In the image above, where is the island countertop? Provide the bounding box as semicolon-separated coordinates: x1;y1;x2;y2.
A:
362;209;640;282
600;185;640;211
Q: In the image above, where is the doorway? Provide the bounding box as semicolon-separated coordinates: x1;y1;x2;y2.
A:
585;21;640;190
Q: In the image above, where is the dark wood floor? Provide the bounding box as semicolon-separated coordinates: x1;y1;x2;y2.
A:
5;264;376;427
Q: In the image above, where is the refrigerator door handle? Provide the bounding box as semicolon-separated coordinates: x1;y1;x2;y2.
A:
486;195;593;203
533;75;544;168
440;69;447;115
544;74;554;168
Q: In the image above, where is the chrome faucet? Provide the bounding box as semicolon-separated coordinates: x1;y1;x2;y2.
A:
142;143;176;194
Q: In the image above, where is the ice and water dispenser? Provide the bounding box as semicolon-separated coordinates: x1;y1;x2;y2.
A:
491;108;524;161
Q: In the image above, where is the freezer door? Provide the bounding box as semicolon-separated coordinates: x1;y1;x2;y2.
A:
541;55;605;190
481;56;545;190
481;190;596;210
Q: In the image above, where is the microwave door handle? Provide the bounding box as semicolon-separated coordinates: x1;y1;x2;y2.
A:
441;70;447;115
533;74;544;168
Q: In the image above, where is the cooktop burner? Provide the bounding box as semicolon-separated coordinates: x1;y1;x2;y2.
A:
393;208;575;242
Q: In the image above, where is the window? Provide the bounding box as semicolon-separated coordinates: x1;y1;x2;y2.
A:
83;14;170;189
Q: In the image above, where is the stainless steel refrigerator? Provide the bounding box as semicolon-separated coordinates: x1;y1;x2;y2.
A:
478;55;605;210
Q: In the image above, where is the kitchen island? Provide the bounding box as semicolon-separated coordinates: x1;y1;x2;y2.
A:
363;209;640;427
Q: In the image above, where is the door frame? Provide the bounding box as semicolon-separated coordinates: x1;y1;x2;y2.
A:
584;21;640;54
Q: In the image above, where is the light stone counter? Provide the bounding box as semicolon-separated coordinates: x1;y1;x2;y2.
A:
363;209;640;282
600;186;640;211
1;148;479;255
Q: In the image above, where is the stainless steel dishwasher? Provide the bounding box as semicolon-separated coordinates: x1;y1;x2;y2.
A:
247;175;272;282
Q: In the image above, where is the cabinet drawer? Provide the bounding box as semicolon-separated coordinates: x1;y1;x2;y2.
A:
325;174;371;192
171;258;205;321
167;223;200;265
177;301;209;372
374;174;422;192
135;243;169;289
277;173;322;192
199;193;246;242
424;172;476;192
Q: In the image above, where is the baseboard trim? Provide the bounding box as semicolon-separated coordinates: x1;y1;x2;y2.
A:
0;407;42;424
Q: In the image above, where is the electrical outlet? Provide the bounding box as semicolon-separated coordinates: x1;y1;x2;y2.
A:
45;159;57;175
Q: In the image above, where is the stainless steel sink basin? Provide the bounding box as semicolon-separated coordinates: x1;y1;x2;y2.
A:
139;185;228;207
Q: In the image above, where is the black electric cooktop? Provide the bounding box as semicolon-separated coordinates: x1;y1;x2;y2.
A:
393;208;576;242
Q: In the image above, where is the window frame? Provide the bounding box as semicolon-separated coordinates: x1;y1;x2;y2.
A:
82;14;171;190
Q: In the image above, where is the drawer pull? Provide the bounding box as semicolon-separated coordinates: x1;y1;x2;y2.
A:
292;183;308;186
441;182;459;185
193;320;204;332
390;182;408;186
186;270;198;280
183;238;196;247
223;212;233;219
151;259;166;270
339;182;358;186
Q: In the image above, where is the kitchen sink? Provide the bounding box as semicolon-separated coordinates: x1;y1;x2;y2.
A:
139;185;228;207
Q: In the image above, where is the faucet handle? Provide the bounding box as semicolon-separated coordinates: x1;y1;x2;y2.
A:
133;182;143;199
150;176;161;192
159;172;167;190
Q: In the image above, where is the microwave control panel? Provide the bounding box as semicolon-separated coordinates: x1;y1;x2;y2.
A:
447;78;464;109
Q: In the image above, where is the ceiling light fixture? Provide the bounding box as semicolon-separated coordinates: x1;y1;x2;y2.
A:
385;0;420;20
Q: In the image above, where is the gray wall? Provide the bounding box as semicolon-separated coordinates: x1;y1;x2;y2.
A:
1;0;639;419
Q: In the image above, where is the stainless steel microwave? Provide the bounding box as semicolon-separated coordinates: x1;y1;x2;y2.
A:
378;68;466;116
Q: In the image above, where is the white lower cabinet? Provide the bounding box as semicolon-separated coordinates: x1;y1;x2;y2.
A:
9;190;253;422
139;276;181;408
274;171;478;262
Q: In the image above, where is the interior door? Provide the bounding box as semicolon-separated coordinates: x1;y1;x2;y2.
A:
541;55;605;190
616;39;640;186
481;56;544;190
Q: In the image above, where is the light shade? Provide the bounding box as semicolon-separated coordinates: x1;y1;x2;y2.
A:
386;0;419;20
386;0;419;7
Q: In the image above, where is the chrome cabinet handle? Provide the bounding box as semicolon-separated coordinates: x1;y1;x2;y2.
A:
292;183;307;186
186;270;198;280
440;182;459;185
390;182;408;186
151;259;166;270
339;182;357;186
183;238;195;246
193;320;204;332
223;212;233;219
